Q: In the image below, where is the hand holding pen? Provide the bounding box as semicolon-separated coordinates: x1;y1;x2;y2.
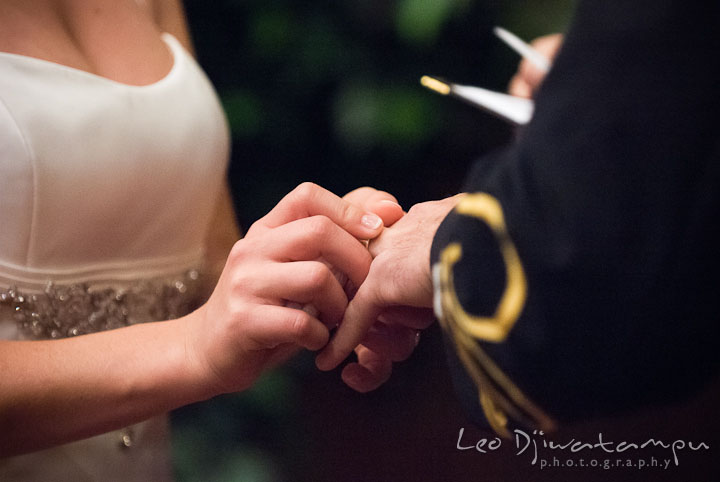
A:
501;30;564;99
420;28;562;125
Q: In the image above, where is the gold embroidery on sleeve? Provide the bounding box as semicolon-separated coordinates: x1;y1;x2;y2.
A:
434;193;556;437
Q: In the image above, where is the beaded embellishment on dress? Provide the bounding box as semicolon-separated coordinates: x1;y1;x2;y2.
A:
0;270;202;340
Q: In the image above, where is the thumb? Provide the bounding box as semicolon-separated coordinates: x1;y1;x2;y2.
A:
343;187;404;227
254;182;385;239
367;199;404;227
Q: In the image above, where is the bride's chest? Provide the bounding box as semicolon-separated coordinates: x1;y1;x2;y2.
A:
0;37;229;274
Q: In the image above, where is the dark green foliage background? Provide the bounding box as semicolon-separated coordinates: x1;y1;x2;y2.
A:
172;1;573;481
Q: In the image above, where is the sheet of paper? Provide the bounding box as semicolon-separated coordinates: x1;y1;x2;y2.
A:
451;84;534;125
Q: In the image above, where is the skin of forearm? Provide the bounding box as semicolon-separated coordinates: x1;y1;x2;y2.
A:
199;183;243;303
0;313;212;457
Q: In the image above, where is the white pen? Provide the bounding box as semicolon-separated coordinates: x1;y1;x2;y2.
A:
493;26;550;73
420;76;534;125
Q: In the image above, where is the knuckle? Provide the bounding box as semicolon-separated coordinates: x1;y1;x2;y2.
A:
228;239;247;261
406;203;420;216
227;300;249;328
304;262;332;289
230;270;253;293
406;202;429;218
305;215;333;238
369;253;393;279
293;182;319;202
336;200;354;224
289;310;312;339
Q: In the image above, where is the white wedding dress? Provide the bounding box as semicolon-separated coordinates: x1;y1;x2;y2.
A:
0;33;229;480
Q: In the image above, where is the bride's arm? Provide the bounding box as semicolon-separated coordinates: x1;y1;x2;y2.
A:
0;183;385;457
201;182;243;299
0;183;239;456
0;317;206;456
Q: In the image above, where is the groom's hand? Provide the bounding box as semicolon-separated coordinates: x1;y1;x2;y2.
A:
315;195;464;390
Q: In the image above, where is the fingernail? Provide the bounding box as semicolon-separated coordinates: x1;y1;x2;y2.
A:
379;200;402;209
361;213;382;230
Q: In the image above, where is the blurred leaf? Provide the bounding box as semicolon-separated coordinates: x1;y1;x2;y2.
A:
332;82;382;151
250;8;294;56
395;0;466;45
222;90;265;138
294;17;344;82
333;82;438;151
377;87;436;145
499;0;576;38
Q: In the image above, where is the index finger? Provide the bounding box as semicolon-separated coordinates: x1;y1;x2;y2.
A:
315;273;386;371
253;182;384;240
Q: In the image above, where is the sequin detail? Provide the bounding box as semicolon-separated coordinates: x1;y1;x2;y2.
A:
0;270;201;340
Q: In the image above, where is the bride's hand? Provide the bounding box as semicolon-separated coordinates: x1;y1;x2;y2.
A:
185;183;386;394
342;186;405;227
316;195;464;391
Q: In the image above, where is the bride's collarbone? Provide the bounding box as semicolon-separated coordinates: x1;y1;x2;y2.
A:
0;0;173;86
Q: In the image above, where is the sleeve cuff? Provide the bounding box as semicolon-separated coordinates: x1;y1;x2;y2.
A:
431;193;556;437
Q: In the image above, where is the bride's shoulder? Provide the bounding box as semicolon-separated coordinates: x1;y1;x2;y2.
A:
143;0;195;54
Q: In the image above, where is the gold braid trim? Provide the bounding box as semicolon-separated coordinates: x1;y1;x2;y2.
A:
434;193;556;437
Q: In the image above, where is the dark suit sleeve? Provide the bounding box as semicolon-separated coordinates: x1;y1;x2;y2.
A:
431;0;720;435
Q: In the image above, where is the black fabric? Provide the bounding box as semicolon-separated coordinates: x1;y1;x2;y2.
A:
431;0;720;427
